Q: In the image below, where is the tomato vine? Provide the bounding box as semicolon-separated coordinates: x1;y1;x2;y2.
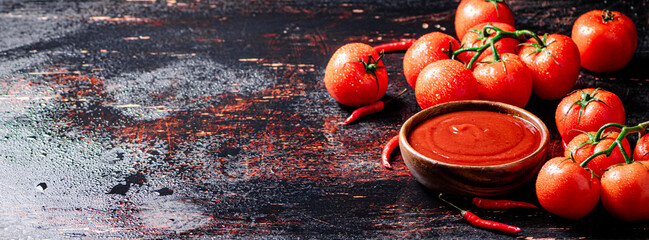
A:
581;121;649;168
449;24;547;68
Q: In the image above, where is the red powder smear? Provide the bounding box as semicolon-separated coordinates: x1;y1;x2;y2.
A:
41;69;408;182
88;16;164;26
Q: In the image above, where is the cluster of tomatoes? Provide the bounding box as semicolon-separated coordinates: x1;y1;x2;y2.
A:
323;0;643;224
537;88;649;222
324;0;637;109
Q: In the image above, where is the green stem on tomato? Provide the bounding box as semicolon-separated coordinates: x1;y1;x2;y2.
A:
450;25;546;69
357;50;385;93
511;29;546;47
580;121;649;168
601;9;615;23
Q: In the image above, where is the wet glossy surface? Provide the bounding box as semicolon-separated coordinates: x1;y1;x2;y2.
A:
408;110;540;166
1;0;648;238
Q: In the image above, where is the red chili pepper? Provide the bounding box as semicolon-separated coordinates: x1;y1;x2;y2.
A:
344;89;407;124
373;40;415;53
344;101;385;124
461;210;521;234
472;197;538;209
381;135;399;169
439;194;521;234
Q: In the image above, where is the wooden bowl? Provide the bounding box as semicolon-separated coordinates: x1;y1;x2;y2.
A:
399;100;549;197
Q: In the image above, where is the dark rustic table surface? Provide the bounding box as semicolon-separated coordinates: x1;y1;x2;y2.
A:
1;0;648;239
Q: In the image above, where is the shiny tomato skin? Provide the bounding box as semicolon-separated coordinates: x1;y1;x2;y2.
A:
457;22;519;66
634;134;649;161
555;88;625;143
565;130;631;177
572;10;637;73
472;53;533;108
601;161;649;222
415;59;479;109
535;157;600;219
454;0;515;40
324;43;388;106
403;32;460;89
518;34;580;100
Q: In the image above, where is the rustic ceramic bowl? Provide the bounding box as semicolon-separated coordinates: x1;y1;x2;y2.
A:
399;100;549;197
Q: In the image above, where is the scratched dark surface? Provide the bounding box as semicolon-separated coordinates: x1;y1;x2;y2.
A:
1;0;649;239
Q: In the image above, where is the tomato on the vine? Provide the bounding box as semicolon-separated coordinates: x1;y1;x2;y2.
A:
472;53;533;108
601;161;649;222
535;156;600;219
457;22;519;66
403;32;460;89
414;59;479;109
634;134;649;161
555;88;625;143
324;43;388;106
517;34;580;100
454;0;515;40
564;130;631;177
572;10;637;73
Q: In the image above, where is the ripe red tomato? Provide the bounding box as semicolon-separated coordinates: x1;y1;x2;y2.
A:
457;22;518;67
571;10;637;73
634;134;649;161
564;130;631;177
324;43;388;106
414;59;479;109
518;34;580;100
403;32;460;89
601;161;649;222
472;53;533;108
555;88;625;143
535;156;600;219
454;0;515;40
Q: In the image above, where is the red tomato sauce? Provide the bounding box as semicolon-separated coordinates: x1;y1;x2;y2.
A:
408;110;541;166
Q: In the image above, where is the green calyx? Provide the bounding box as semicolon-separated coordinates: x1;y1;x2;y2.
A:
443;41;458;60
519;33;559;65
357;50;385;92
572;130;612;152
472;23;497;45
561;88;611;125
485;0;504;17
601;9;615;23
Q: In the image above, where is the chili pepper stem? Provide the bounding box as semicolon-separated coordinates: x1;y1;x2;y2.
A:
383;88;408;105
438;193;465;213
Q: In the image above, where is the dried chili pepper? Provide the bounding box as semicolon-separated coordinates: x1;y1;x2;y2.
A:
373;40;415;53
439;194;521;234
344;89;407;124
381;134;400;169
472;197;538;209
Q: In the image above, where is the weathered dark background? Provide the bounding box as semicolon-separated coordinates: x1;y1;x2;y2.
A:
0;0;648;238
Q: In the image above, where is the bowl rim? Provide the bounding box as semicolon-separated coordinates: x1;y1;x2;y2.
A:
399;100;550;169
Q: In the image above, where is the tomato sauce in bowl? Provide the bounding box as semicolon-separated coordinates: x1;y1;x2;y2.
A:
408;110;541;166
399;100;549;196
